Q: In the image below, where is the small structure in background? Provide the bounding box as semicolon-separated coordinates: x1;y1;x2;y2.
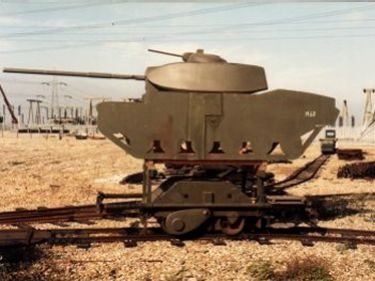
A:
362;88;374;127
336;149;364;161
42;78;67;120
320;129;337;155
84;96;108;125
338;100;355;128
333;99;358;141
359;88;375;140
74;129;88;140
26;98;42;125
338;100;349;127
0;83;18;125
332;90;375;142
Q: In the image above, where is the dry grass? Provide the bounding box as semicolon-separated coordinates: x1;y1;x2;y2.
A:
246;256;334;281
246;259;275;281
276;255;333;281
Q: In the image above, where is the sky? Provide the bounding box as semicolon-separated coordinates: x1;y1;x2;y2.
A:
0;1;375;123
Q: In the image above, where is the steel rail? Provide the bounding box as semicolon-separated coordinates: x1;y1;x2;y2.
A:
0;201;142;225
0;205;99;225
0;155;334;226
0;226;374;248
0;154;337;228
268;154;330;191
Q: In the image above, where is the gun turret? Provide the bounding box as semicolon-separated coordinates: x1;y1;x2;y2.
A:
3;49;264;93
3;68;145;81
148;48;226;63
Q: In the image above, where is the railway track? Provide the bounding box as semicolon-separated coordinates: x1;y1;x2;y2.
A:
0;226;374;248
0;153;353;249
0;154;330;226
0;200;141;225
0;205;100;225
268;154;330;191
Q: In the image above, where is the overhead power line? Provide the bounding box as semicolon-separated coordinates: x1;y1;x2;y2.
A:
0;1;126;17
3;17;375;29
0;2;265;39
1;3;373;41
2;32;375;55
3;24;375;41
159;4;375;38
1;3;375;54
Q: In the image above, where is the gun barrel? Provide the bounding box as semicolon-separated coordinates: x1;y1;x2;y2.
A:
148;49;183;58
3;68;145;81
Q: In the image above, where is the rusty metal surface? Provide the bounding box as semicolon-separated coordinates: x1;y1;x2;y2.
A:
17;128;70;134
0;200;142;225
0;226;374;248
268;154;330;192
337;149;364;160
337;161;375;179
0;197;304;226
121;154;329;190
0;204;100;225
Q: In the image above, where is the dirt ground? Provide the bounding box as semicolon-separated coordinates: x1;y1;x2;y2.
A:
0;132;374;281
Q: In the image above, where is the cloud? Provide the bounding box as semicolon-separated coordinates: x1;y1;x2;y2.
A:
0;14;97;29
341;11;368;21
0;39;13;51
0;16;23;25
270;64;336;91
210;45;271;65
102;41;147;53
